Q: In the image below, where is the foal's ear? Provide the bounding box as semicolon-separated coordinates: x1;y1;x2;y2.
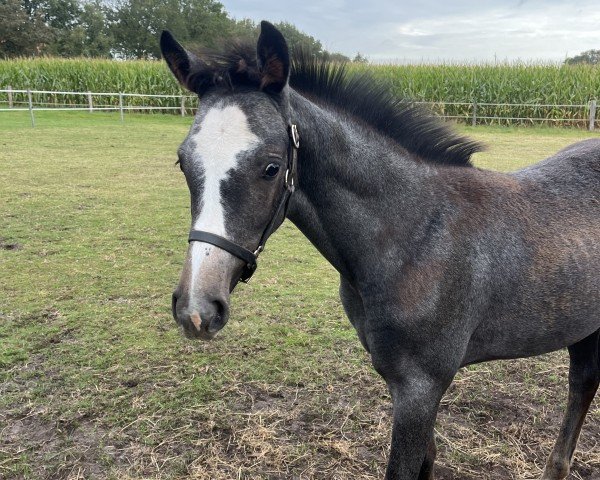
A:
160;31;207;94
257;21;290;93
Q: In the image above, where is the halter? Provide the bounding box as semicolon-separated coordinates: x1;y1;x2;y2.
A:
188;123;300;284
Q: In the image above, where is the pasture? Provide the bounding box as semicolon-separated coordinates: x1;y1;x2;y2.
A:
1;111;599;479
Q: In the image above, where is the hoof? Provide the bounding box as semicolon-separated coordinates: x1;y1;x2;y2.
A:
540;458;570;480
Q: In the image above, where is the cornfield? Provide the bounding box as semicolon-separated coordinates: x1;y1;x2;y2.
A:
363;62;600;126
1;58;599;125
0;58;186;112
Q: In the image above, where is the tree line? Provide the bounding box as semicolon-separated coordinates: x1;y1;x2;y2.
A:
565;50;600;65
0;0;362;61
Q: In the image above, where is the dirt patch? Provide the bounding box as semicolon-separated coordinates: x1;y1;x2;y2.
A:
172;373;391;480
1;414;116;480
0;354;120;480
0;241;22;251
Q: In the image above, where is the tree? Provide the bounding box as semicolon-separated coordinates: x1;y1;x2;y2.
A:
44;0;85;56
1;0;112;58
274;21;323;56
52;1;112;57
230;17;258;42
353;52;368;64
274;21;350;61
43;0;80;30
229;19;350;62
565;49;600;65
0;0;53;57
109;0;231;59
1;0;348;61
77;1;113;57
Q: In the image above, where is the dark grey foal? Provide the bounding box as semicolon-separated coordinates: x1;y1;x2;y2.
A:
161;22;600;480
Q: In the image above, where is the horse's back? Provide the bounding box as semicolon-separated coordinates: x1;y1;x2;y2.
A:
514;138;600;194
511;137;600;232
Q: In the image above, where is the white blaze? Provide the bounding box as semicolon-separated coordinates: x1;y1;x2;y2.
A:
188;104;259;301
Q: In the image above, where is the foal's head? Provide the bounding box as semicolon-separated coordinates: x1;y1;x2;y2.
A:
163;22;296;340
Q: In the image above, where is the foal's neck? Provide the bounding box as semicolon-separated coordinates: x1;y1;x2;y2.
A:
287;91;438;286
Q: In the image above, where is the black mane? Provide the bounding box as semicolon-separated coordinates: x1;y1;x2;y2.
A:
199;42;483;166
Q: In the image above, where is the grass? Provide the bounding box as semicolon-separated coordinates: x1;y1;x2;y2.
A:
1;111;599;480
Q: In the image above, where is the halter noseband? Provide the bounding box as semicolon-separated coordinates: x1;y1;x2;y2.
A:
188;123;300;284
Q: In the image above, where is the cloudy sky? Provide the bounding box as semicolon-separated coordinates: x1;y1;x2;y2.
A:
222;0;600;63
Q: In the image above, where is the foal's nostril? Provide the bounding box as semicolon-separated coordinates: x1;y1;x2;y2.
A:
213;299;225;319
204;297;229;333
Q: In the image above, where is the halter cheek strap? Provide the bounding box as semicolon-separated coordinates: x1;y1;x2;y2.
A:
187;123;299;284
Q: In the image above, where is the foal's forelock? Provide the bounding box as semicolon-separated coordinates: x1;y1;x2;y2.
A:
185;104;260;308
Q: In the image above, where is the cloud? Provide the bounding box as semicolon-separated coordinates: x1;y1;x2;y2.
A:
222;0;600;61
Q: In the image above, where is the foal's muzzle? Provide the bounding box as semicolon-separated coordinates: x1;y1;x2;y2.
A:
171;290;229;341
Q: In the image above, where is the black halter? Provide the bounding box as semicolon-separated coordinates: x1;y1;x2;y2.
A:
188;123;300;284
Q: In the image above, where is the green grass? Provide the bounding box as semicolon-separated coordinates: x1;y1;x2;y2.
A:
1;111;598;479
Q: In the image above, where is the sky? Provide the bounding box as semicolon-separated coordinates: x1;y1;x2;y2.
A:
222;0;600;63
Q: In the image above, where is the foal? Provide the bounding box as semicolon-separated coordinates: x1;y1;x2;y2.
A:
163;22;600;479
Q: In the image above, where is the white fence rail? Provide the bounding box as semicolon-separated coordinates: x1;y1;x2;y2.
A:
0;87;597;130
412;100;597;130
0;87;197;126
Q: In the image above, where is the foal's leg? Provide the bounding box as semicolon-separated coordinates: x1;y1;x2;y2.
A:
368;332;456;480
382;369;448;480
341;276;442;479
418;431;437;480
541;330;600;480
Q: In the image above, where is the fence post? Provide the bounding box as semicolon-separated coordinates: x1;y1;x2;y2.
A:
27;89;35;127
87;91;93;113
7;85;13;108
180;96;185;116
472;102;477;126
119;93;124;122
589;100;596;131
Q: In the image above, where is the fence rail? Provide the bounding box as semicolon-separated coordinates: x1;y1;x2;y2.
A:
0;87;597;130
413;100;597;130
0;87;197;126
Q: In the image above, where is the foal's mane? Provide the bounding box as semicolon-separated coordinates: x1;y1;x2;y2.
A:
202;42;483;166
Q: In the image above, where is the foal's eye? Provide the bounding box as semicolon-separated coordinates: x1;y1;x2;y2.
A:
263;163;281;179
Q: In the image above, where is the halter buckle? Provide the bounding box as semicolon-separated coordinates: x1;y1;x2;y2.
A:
290;124;300;149
284;169;295;191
